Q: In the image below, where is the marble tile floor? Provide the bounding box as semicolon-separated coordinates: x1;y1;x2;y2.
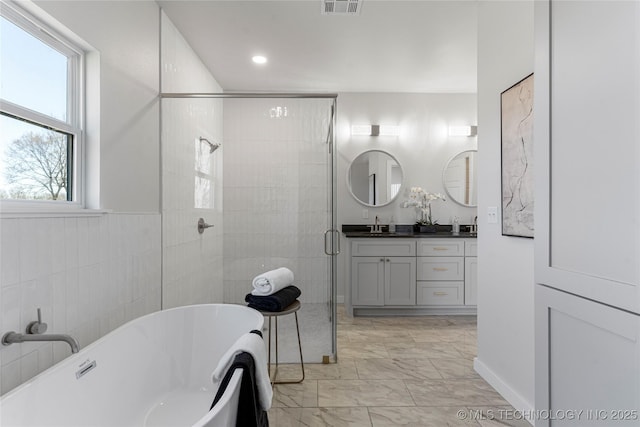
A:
267;305;529;427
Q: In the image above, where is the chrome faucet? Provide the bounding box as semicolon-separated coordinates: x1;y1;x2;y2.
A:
2;331;80;353
470;216;478;234
370;215;382;233
1;308;79;354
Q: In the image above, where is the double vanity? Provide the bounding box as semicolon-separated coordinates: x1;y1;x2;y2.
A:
344;147;478;316
343;227;477;316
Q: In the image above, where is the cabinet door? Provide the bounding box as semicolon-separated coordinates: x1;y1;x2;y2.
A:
535;2;640;421
351;257;384;306
536;285;640;426
385;257;417;306
464;240;477;257
464;257;477;306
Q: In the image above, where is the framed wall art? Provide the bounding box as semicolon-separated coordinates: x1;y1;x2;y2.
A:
501;73;534;238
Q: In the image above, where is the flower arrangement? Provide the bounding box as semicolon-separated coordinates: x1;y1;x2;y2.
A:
402;186;446;226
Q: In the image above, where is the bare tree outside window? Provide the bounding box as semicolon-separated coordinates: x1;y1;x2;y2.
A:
3;129;70;200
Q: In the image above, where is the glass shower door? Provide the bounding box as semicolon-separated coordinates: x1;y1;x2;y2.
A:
222;97;337;364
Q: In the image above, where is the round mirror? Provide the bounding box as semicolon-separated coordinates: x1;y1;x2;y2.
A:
443;150;477;207
347;150;403;207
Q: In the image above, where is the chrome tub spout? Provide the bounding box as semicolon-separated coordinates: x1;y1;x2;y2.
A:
2;331;80;353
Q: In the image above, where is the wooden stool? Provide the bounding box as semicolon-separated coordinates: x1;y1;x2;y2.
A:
259;300;305;384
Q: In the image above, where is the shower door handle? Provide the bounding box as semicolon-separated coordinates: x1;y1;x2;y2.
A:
324;229;341;255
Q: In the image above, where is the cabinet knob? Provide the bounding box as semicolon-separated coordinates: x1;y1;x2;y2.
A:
380;258;385;262
386;258;390;262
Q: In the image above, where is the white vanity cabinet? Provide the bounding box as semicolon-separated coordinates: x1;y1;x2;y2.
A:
416;239;465;306
464;241;477;305
351;240;417;306
347;237;476;315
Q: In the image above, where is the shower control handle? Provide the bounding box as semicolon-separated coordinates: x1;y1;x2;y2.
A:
197;218;214;234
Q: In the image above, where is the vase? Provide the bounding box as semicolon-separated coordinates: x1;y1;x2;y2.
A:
418;225;437;233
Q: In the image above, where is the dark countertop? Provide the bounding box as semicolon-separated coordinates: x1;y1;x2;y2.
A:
342;231;477;238
341;224;477;238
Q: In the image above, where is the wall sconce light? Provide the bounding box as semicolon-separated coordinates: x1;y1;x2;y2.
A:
449;125;477;137
379;125;401;136
351;125;374;136
351;124;401;137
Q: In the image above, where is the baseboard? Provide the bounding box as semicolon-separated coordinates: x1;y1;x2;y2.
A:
473;357;534;427
353;306;477;316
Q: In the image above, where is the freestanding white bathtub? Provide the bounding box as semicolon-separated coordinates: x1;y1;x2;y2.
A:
0;304;263;427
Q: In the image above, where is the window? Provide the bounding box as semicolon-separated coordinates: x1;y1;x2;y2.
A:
0;4;83;205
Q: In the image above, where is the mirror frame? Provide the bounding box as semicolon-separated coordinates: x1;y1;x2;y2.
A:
442;149;478;208
347;149;403;208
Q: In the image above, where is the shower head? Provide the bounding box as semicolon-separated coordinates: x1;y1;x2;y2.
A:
199;137;221;154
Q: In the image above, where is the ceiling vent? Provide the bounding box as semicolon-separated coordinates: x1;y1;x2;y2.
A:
322;0;361;15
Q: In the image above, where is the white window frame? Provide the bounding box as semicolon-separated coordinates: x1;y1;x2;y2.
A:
0;1;86;214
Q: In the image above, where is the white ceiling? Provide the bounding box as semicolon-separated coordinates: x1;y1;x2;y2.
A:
158;1;478;93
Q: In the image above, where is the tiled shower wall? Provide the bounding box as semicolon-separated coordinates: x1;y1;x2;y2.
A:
0;213;161;394
223;98;333;304
161;97;224;308
161;12;225;308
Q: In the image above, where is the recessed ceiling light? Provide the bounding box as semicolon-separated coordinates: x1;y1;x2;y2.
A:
252;55;267;64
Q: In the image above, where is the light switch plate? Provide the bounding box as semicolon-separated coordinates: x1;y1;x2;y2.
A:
362;209;369;219
488;206;498;224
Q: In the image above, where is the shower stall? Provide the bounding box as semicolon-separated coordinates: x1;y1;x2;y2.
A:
160;93;339;364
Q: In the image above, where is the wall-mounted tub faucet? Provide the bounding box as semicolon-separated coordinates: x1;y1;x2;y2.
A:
1;308;79;354
2;331;80;353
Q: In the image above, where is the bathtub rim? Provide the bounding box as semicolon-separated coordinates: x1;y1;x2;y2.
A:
0;303;264;402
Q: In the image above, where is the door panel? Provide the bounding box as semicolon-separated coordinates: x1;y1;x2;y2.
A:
536;285;640;426
352;257;384;306
385;257;416;306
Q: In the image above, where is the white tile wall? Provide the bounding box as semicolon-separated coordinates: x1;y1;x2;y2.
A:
223;98;333;304
0;213;161;395
160;12;225;309
0;9;227;398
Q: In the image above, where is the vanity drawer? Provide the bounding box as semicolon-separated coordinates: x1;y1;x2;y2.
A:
417;282;464;305
465;240;478;256
351;239;416;257
417;240;464;257
417;257;464;281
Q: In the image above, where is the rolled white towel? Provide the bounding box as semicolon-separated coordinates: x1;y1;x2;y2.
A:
251;267;294;296
211;332;273;411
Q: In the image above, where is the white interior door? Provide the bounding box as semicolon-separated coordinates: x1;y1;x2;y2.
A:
534;2;640;424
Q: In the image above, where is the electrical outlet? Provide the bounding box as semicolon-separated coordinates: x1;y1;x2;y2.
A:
362;209;369;219
488;206;498;224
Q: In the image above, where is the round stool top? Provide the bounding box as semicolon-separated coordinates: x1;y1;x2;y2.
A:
258;300;301;316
